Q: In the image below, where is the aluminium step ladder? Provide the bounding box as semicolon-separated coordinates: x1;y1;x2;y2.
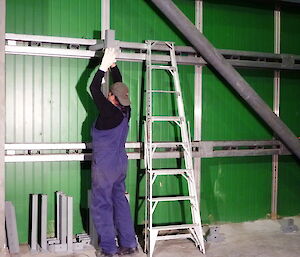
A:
144;40;205;257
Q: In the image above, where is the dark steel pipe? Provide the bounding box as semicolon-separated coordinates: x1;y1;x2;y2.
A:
151;0;300;160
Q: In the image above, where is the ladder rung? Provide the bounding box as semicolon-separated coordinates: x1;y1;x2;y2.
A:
149;40;174;46
149;169;191;175
151;196;194;202
148;90;179;94
150;65;175;71
151;142;185;148
151;223;200;231
150;116;182;122
156;233;193;241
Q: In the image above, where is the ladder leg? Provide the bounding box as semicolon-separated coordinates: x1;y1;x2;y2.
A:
149;230;158;257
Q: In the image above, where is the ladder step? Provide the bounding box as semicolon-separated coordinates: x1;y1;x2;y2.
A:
151;223;200;232
148;90;180;95
150;65;175;71
149;40;174;47
149;169;191;175
151;196;195;202
151;142;185;148
156;233;194;241
150;116;182;122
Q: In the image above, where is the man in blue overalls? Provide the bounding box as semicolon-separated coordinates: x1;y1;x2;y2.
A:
90;48;137;257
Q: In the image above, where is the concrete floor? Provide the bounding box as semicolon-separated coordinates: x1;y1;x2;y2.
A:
7;216;300;257
153;216;300;257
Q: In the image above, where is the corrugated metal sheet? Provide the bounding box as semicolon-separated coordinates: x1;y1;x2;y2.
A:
278;3;300;217
5;0;100;243
201;0;274;223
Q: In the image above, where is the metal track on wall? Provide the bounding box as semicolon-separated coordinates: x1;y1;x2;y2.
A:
2;30;296;163
4;140;290;162
5;32;300;70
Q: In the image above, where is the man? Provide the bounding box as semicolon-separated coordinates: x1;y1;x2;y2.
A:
90;48;137;257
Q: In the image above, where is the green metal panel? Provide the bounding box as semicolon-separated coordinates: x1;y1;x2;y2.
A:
201;1;274;223
203;0;274;52
5;55;95;242
5;0;100;243
278;3;300;217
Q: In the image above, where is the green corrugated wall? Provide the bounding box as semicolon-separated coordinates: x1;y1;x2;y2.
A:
5;0;300;243
201;0;274;223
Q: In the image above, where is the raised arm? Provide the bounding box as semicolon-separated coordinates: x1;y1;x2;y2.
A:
89;69;108;112
110;64;122;83
90;48;117;112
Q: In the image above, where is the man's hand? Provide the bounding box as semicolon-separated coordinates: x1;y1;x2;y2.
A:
99;48;116;72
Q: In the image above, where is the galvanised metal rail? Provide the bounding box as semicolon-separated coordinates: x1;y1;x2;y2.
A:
4;140;290;162
5;33;300;70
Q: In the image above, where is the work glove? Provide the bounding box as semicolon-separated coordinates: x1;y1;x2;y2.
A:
99;48;116;72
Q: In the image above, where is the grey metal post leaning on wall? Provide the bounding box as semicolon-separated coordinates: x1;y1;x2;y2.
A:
151;0;300;160
0;0;6;253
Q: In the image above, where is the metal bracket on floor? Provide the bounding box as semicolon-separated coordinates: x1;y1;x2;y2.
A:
206;226;225;243
280;219;299;233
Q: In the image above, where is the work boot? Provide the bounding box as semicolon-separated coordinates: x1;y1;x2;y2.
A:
117;246;139;255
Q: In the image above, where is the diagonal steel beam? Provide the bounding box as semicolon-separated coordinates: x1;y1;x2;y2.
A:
151;0;300;160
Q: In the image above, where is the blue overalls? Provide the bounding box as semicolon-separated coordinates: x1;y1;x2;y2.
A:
91;110;137;254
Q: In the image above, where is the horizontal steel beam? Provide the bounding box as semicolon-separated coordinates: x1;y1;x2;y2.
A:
5;33;300;70
5;33;97;45
4;140;291;162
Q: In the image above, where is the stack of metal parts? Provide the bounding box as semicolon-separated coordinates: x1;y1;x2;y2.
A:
30;191;91;253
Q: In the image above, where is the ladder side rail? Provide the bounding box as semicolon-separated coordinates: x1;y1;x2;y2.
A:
168;44;194;169
169;42;203;230
145;41;155;255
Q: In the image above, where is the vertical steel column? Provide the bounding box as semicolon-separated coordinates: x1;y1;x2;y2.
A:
56;191;62;241
30;195;38;252
101;0;110;40
194;0;203;206
88;190;98;248
150;0;300;160
0;0;6;253
60;194;67;245
101;0;111;97
67;196;73;252
271;5;281;220
40;195;48;251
